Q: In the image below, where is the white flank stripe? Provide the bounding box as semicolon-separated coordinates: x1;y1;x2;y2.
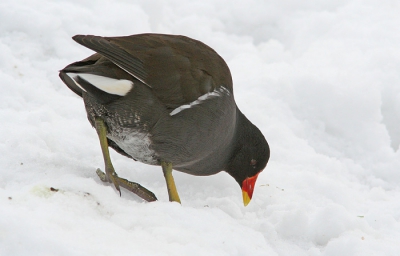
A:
169;86;230;116
66;73;133;96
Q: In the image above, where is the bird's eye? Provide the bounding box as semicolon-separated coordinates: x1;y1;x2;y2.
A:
250;159;257;167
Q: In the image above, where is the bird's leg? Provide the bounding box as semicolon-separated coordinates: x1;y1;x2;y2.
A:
94;117;157;202
94;117;121;194
161;161;181;203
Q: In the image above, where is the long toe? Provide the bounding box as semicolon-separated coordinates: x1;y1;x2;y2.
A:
96;168;157;202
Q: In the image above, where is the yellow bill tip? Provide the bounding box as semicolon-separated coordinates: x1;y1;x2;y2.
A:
242;190;251;206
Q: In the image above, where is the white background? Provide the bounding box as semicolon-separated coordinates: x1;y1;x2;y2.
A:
1;0;399;255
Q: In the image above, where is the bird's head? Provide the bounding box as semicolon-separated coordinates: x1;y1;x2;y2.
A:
226;126;270;206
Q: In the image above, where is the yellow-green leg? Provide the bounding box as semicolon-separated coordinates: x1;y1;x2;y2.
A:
161;161;181;203
94;117;157;202
94;117;120;195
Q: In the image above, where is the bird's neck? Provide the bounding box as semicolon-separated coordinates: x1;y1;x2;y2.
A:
224;108;254;173
233;108;256;146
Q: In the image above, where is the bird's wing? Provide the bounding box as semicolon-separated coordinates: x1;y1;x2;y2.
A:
72;34;233;108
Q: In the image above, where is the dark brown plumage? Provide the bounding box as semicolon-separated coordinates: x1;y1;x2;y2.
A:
59;33;270;205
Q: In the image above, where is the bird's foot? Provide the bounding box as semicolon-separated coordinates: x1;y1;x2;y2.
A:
96;168;157;202
103;166;122;195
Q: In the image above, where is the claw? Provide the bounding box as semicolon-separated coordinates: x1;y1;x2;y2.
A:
106;168;121;196
96;168;120;195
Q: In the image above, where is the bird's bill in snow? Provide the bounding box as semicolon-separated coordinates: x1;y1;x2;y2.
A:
242;172;260;206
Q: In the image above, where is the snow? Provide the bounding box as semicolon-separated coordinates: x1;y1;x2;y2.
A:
1;0;400;255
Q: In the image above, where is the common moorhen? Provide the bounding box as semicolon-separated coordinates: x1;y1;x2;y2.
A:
59;34;270;206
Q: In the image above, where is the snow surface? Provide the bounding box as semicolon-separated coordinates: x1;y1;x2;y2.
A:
1;0;400;255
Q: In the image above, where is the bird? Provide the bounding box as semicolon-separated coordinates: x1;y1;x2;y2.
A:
59;33;270;206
